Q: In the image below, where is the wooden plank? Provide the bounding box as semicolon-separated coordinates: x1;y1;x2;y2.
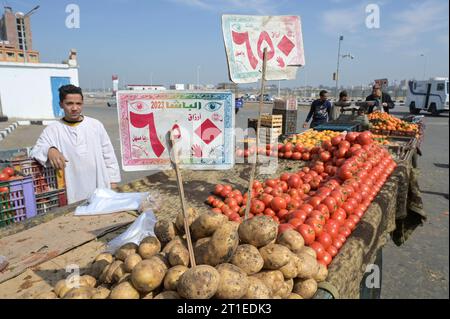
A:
0;212;136;284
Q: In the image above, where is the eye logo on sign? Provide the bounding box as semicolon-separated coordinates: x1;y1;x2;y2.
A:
205;102;223;112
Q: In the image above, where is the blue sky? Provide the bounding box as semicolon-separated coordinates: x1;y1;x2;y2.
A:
5;0;449;89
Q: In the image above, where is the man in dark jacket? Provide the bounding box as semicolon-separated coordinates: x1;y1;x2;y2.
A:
365;84;395;114
303;90;332;128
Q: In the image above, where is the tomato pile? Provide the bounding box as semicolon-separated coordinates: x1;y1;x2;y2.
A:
0;167;22;193
207;131;398;268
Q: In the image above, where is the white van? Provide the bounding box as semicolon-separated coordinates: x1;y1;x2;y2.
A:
406;77;449;115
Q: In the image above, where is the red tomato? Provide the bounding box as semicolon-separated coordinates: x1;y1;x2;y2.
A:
288;188;300;198
299;204;314;214
327;245;338;257
339;226;352;238
357;131;373;145
281;193;291;205
308;196;322;208
2;167;14;177
223;185;233;192
289;210;308;223
265;179;277;188
253;181;262;189
341;201;354;216
289;218;304;229
319;151;331;162
260;194;274;207
348;214;360;225
316;204;330;220
333;238;343;249
331;211;346;226
234;195;244;205
220;189;231;198
271;197;287;212
279;181;289;192
286;199;300;211
278;223;295;234
322;197;337;214
319;251;332;266
310;211;326;225
0;173;10;182
297;224;316;245
292;152;302;160
344;219;356;230
225;197;238;207
270;187;284;198
331;136;343;146
302;152;311;161
272;216;280;223
280;173;291;182
301;183;311;194
206;196;216;205
288;175;301;189
264;186;273;194
317;232;333;249
264;208;276;217
277;209;290;221
324;223;339;238
309;241;325;260
250;199;265;215
305;218;323;236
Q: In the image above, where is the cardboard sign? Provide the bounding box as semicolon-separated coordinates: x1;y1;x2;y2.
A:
117;91;235;171
222;15;305;84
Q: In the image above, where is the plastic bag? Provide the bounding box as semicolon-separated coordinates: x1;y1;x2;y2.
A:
74;188;149;216
105;210;157;253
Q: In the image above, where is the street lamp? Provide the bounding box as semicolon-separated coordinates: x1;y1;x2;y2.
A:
15;5;40;63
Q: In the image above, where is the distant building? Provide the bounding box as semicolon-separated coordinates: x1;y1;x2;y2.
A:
169;84;185;90
126;84;167;91
216;82;238;91
0;6;40;63
186;84;196;90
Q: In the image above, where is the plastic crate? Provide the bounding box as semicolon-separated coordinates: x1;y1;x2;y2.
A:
9;159;65;194
0;176;37;228
35;189;68;216
272;109;298;135
315;123;360;132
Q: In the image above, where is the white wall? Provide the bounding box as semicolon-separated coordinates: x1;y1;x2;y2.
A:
0;62;79;119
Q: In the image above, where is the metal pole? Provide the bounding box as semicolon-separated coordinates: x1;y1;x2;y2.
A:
21;18;27;63
335;36;343;99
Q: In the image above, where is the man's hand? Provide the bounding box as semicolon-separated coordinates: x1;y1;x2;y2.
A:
382;102;388;107
110;183;118;190
303;122;309;128
48;148;68;170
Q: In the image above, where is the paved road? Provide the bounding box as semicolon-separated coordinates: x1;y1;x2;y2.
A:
0;103;448;298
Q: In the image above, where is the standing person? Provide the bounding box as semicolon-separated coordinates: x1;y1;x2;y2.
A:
365;84;395;114
331;90;350;121
31;85;121;204
303;90;332;129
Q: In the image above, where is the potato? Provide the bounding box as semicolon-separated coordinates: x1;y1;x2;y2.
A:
276;229;305;253
252;270;284;296
293;278;317;299
117;273;131;285
207;222;239;266
113;263;127;283
231;244;264;275
299;246;317;259
313;263;329;283
274;279;294;299
151;253;170;271
142;292;154;299
296;253;319;279
279;257;299;279
63;287;95;299
131;259;167;293
238;216;278;248
154;291;181;299
259;244;291;270
154;220;178;245
109;281;140;299
190;212;228;239
162;236;187;254
124;254;143;272
168;244;190;267
287;293;303;299
37;291;58;299
91;286;111;299
138;236;161;259
79;275;97;288
175;208;199;234
102;260;124;284
164;265;189;291
177;265;220;299
54;279;72;298
194;237;211;265
94;253;114;264
115;243;139;261
242;277;271;299
90;259;112;278
214;263;249;299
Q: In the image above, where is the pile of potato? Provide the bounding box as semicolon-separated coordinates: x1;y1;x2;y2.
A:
48;211;327;299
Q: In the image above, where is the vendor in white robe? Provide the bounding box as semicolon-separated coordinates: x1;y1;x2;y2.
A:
31;85;121;204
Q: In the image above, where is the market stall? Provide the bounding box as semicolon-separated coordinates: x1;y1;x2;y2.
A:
0;128;426;299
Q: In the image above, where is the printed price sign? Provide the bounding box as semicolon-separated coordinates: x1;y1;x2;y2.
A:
222;15;305;84
117;91;235;171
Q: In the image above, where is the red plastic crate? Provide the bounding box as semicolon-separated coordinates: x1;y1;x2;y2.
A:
9;159;66;194
35;189;67;216
0;176;37;228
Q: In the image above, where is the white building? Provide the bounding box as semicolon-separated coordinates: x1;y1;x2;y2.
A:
169;84;185;90
0;59;79;120
126;84;167;91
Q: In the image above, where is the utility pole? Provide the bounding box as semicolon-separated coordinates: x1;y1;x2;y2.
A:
335;35;344;99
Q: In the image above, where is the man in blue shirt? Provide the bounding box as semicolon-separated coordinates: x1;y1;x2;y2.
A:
303;90;332;128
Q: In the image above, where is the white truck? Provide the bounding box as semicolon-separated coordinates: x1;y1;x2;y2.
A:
406;77;449;115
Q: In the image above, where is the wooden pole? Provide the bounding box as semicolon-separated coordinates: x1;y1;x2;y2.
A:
169;130;196;268
244;48;268;220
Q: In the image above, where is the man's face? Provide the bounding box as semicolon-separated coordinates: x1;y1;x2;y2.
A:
320;93;328;101
373;88;382;98
60;94;83;121
341;96;349;102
